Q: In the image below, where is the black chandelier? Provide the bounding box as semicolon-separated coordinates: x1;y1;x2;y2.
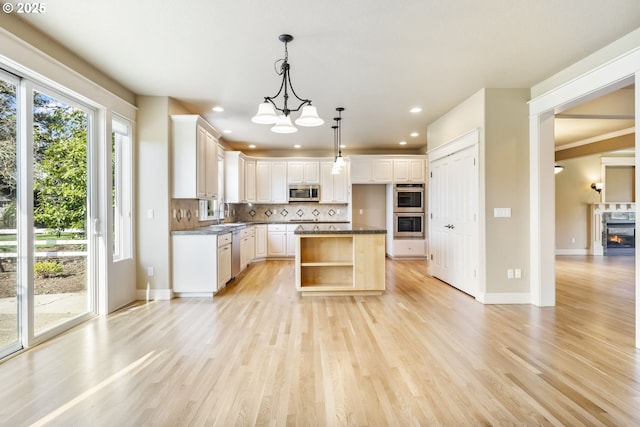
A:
331;107;345;174
251;34;324;133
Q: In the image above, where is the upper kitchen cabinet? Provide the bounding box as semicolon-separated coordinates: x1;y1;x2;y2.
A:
225;151;246;203
244;159;256;203
320;161;349;203
393;158;426;183
256;160;287;203
349;156;393;183
287;161;320;184
171;115;221;199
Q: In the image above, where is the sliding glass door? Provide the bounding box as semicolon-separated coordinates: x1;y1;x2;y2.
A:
31;87;94;336
0;71;97;357
0;72;20;358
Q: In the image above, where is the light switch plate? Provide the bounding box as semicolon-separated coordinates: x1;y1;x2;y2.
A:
494;208;511;218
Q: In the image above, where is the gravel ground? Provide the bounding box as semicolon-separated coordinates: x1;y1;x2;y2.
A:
0;258;86;298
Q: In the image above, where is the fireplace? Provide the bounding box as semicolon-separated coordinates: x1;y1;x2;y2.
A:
604;221;635;255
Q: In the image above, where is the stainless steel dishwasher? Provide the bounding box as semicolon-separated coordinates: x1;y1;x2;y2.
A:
230;229;241;280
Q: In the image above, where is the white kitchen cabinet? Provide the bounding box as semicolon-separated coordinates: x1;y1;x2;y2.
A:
387;238;426;258
245;159;256;202
240;226;255;271
217;233;232;290
256;161;287;203
171;115;221;199
254;224;267;259
286;224;298;256
172;233;229;295
225;151;246;203
267;224;287;256
320;161;349;203
349;156;393;183
287;161;320;184
393;158;425;183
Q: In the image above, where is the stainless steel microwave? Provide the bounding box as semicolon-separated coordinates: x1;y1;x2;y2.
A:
288;185;320;202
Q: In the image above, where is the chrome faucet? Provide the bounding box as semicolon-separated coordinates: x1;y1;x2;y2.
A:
219;201;230;221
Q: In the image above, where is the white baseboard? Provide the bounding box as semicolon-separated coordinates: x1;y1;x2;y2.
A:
477;292;531;304
135;288;174;301
555;248;589;255
173;292;214;298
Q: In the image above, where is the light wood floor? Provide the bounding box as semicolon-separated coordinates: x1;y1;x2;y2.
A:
0;256;637;426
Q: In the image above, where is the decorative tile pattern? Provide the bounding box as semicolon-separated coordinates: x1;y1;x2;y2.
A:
296;209;304;218
265;209;273;217
280;209;288;218
249;209;256;217
328;209;335;217
312;209;320;217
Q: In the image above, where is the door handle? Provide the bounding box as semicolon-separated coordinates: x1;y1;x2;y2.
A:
444;224;455;229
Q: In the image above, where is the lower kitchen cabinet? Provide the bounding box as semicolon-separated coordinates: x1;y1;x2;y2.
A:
387;238;426;258
286;224;298;256
172;233;231;296
217;233;232;289
254;224;267;259
240;226;255;271
267;224;287;257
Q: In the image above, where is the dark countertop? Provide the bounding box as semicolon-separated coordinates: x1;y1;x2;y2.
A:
294;223;386;235
171;220;350;235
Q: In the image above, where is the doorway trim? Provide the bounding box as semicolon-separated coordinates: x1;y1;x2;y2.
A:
529;45;640;347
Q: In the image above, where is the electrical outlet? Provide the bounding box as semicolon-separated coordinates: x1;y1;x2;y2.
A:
507;268;514;279
147;267;154;277
515;268;522;279
359;209;364;215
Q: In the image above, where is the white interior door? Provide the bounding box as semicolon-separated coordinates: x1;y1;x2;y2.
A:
429;134;479;297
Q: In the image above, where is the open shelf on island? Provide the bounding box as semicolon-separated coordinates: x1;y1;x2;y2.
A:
299;236;353;264
299;265;354;287
295;232;385;296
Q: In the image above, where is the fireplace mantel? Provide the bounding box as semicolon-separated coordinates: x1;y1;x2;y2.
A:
590;202;635;255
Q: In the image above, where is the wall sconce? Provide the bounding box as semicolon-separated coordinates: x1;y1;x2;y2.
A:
554;164;564;174
591;182;603;193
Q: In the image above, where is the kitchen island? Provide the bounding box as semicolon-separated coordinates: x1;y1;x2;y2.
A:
294;223;386;296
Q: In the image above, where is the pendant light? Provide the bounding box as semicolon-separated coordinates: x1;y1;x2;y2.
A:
251;34;324;133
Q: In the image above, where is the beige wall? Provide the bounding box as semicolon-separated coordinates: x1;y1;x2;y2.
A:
427;88;531;297
605;166;635;202
136;97;194;293
351;185;387;228
555;155;635;252
554;155;602;251
136;96;171;292
484;88;531;293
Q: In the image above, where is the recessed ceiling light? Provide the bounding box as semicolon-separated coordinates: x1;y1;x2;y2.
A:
249;144;256;149
409;107;422;113
399;141;407;145
294;144;301;148
212;106;224;112
410;132;419;137
223;129;232;134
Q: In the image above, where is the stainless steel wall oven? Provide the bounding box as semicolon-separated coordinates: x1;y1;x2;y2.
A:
394;183;424;212
394;213;425;238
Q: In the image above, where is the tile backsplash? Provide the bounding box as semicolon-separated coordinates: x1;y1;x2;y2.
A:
234;203;348;223
170;199;348;230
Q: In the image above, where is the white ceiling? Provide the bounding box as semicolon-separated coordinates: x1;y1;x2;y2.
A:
13;0;640;154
